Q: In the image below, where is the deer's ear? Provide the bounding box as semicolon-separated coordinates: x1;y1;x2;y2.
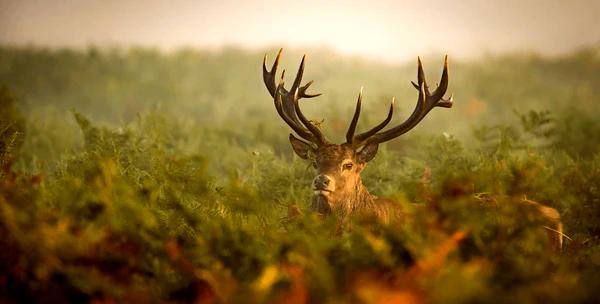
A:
357;143;378;163
289;134;315;160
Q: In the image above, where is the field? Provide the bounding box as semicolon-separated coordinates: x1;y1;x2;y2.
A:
0;46;599;303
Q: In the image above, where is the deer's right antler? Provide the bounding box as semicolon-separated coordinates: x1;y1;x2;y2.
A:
346;56;453;147
263;49;328;146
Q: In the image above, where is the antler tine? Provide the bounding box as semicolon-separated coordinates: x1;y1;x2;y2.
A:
412;55;451;108
418;57;426;89
293;88;326;145
280;53;323;129
431;55;451;106
410;57;429;94
273;83;315;142
263;48;282;97
290;55;306;95
363;85;427;144
289;55;321;98
353;97;394;143
263;49;328;146
346;87;363;144
355;56;451;146
299;80;321;98
281;54;321;126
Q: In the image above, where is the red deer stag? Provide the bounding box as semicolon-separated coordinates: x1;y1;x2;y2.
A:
262;49;563;250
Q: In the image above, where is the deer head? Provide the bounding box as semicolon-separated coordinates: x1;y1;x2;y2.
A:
263;49;453;217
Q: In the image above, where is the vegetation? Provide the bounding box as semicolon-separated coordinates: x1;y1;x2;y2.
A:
0;46;599;303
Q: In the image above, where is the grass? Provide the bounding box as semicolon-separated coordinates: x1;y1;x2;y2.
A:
0;46;599;303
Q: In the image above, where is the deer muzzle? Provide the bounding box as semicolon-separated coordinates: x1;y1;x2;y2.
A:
313;174;335;196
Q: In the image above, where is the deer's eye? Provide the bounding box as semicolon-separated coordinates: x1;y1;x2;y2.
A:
343;163;353;171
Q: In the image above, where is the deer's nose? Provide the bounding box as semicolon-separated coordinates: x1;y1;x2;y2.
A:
313;174;334;190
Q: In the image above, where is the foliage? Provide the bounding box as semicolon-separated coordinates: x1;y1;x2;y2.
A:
0;46;599;303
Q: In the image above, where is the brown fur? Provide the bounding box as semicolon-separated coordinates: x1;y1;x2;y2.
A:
306;144;403;224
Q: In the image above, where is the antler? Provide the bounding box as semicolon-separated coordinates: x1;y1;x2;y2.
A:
263;49;327;146
346;56;453;147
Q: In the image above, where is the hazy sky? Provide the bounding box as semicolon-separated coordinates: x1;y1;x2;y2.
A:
1;0;599;62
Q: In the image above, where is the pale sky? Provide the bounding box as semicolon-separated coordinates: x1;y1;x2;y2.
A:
1;0;599;62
